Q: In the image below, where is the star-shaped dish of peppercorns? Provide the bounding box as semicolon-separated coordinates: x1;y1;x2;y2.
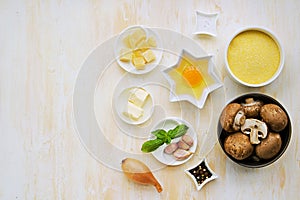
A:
185;158;218;190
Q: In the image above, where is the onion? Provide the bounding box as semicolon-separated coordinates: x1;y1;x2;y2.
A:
121;158;163;193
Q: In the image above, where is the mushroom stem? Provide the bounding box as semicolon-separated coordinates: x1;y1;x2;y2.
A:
249;129;260;144
241;119;268;145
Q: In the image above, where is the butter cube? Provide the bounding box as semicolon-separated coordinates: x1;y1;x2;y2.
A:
133;49;143;57
132;57;146;69
123;34;134;48
136;39;150;51
143;50;156;63
128;88;149;107
131;28;147;48
119;48;132;62
124;101;144;120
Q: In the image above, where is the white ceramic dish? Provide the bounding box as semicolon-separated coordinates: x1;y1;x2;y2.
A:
162;49;222;109
114;25;163;75
225;26;285;87
185;158;218;190
193;11;218;37
151;117;197;166
114;87;154;125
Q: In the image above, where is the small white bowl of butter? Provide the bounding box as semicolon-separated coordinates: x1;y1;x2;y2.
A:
114;25;163;75
225;27;284;87
114;87;154;125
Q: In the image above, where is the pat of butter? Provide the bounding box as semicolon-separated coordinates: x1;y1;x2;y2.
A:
136;40;150;51
124;101;144;120
132;57;146;69
122;34;134;49
128;88;149;107
119;48;132;62
143;49;156;63
131;28;147;48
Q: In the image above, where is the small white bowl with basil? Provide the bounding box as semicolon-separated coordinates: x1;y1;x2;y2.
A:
141;117;197;166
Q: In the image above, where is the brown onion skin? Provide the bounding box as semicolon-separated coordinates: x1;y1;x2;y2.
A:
121;158;163;193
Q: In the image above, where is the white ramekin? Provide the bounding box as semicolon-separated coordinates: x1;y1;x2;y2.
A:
225;26;285;87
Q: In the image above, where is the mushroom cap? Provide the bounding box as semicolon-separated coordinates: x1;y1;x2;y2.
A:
255;132;282;159
224;132;254;160
260;104;288;132
242;98;263;118
220;103;243;132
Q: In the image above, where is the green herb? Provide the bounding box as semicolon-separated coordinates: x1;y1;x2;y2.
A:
168;124;189;139
151;129;167;139
141;139;164;153
141;124;189;153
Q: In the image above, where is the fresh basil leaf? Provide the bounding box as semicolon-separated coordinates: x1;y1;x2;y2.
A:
165;136;172;144
168;124;189;139
141;139;164;153
151;129;167;140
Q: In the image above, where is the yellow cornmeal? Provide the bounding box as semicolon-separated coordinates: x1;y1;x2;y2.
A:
227;30;280;84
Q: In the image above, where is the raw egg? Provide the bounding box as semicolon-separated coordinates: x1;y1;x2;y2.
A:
182;66;203;87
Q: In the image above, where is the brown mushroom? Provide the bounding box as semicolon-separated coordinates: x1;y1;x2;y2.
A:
220;103;245;132
255;132;282;159
242;98;263;118
260;104;288;132
224;132;254;160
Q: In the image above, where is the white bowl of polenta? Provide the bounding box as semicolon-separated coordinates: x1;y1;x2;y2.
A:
225;27;284;87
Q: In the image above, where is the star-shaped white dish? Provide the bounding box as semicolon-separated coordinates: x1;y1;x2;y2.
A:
162;49;222;109
185;158;218;191
194;11;219;37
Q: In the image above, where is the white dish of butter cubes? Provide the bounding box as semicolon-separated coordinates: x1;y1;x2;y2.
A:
114;87;154;125
115;25;163;74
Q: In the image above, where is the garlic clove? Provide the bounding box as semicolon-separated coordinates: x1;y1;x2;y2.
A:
177;140;190;150
182;134;194;146
173;149;193;160
164;143;178;154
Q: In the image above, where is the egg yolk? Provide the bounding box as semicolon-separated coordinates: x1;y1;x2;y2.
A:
182;66;202;87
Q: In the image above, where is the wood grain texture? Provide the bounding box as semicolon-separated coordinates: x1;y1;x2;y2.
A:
0;0;299;199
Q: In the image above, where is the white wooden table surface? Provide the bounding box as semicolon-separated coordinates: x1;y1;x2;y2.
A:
1;1;299;199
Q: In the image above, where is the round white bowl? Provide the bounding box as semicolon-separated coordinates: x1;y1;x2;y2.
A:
225;27;285;87
113;86;154;125
114;25;163;75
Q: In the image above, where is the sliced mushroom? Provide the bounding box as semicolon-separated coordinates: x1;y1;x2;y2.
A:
241;98;263;118
220;103;244;132
241;119;268;144
232;110;246;131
